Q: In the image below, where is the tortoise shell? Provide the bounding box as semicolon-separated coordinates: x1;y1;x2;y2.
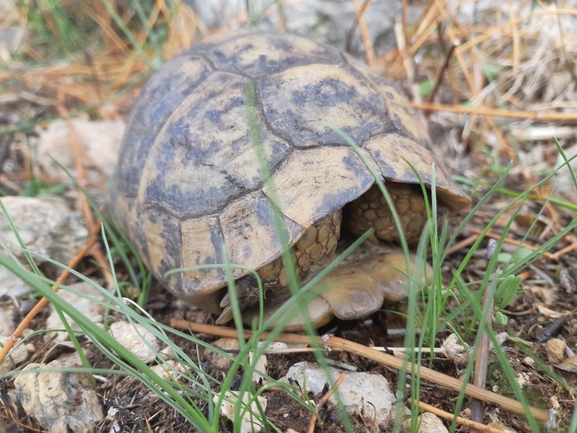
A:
110;30;469;313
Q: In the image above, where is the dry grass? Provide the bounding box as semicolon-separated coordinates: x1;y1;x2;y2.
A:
2;1;576;169
1;0;200;119
375;0;577;171
2;1;577;431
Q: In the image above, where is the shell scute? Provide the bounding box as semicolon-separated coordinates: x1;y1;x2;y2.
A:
258;64;386;148
220;191;303;279
201;32;343;77
114;55;212;199
139;207;182;293
343;53;432;146
137;72;290;218
265;147;375;228
178;216;226;301
364;133;470;209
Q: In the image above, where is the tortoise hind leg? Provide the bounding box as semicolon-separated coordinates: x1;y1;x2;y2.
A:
216;275;262;324
241;245;430;331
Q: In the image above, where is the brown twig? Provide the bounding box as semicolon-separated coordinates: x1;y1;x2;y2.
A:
550;242;577;260
425;41;457;105
409;399;504;433
276;0;286;33
169;320;550;421
412;102;577;122
56;105;114;289
0;236;98;364
346;0;375;62
394;17;421;106
408;2;442;57
306;372;346;433
350;0;374;67
446;233;479;256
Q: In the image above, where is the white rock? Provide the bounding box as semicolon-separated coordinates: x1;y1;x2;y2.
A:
249;347;268;384
283;361;396;425
0;336;34;372
13;354;104;432
108;421;122;433
0;296;18;335
160;345;174;359
45;282;107;342
150;360;185;382
284;361;327;396
0;196;88;296
0;267;32;297
35;118;124;186
266;341;294;351
404;412;448;433
441;333;469;365
110;321;162;363
204;337;239;370
215;390;267;433
516;371;530;388
106;406;119;420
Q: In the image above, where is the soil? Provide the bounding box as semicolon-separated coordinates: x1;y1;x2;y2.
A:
5;256;575;433
0;193;576;432
97;280;577;432
2;3;577;431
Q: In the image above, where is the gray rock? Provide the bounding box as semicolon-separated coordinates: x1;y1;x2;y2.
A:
283;361;397;425
35;118;125;206
0;295;19;335
215;390;267;433
204;337;239;370
35;119;124;183
13;354;104;433
404;412;449;433
45;282;107;342
0;196;88;264
187;0;410;54
0;335;34;372
0;267;33;297
0;196;88;296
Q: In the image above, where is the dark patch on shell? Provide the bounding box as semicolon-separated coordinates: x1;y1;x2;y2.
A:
315;152;375;219
113;56;212;198
142;207;183;296
202;32;343;77
257;64;386;148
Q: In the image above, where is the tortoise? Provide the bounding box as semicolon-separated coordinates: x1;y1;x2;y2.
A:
109;30;470;330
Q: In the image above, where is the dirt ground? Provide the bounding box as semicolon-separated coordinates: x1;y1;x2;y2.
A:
2;241;577;433
1;1;577;432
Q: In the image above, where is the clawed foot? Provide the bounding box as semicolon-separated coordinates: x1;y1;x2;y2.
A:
215;275;264;324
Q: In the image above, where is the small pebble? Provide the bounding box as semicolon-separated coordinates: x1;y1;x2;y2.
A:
545;338;566;365
204;337;239;370
110;321;162;363
215;391;267;433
